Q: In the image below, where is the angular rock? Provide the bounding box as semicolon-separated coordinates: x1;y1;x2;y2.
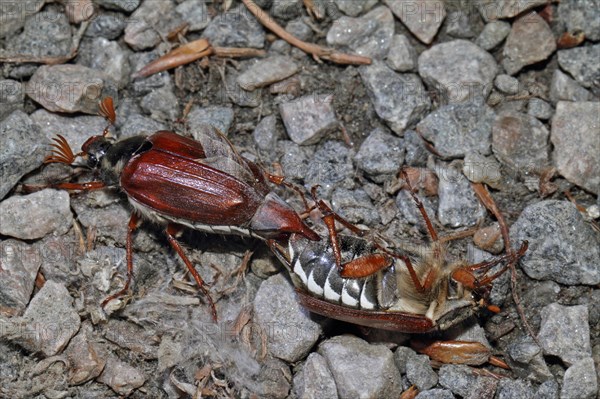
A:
331;188;380;225
0;0;44;39
415;389;454;399
203;5;265;48
558;0;600;42
280;94;338;145
237;56;299;91
293;353;338;399
386;34;417;72
551;102;600;194
476;0;549;20
384;0;446;44
492;112;549;170
560;357;598;399
253;115;280;151
1;281;80;357
436;163;485;227
360;61;430;134
140;82;179;121
0;189;73;240
95;0;140;12
27;65;117;114
318;335;402;399
254;274;322;363
495;74;520;94
97;356;146;396
463;152;501;187
175;0;211;32
418;40;498;103
334;0;378;17
438;364;492;397
0;110;47;200
120;113;167;138
124;0;181;50
475;20;511;51
527;98;553;120
502;12;556;75
495;379;535;399
557;44;600;89
537;303;592;365
326;6;394;60
417;102;495;158
354;128;405;182
3;10;71;59
510;201;600;285
77;37;131;89
84;13;126;40
187;105;234;135
549;69;592;103
286;19;312;41
304;141;355;198
0;240;42;316
63;323;106;385
0;79;24;120
406;354;438;391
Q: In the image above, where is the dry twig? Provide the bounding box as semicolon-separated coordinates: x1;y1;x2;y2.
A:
241;0;371;65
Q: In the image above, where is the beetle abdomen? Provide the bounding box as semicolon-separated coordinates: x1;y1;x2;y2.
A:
288;235;392;311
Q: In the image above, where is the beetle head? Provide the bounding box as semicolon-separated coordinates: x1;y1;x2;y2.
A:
250;192;320;242
81;135;114;169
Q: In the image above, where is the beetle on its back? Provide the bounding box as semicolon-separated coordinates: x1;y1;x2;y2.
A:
45;97;319;320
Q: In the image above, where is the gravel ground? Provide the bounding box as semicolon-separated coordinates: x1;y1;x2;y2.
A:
1;1;599;398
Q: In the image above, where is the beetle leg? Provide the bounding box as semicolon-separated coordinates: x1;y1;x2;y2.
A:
102;213;140;308
164;223;218;322
49;181;106;191
400;168;439;242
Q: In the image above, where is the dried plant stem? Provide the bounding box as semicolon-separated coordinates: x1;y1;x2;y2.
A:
241;0;371;65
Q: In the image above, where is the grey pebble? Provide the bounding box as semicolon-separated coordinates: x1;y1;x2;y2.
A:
84;12;126;40
463;152;501;187
406;354;438;391
63;323;106;385
280;94;338;145
360;61;430;134
510;200;600;285
95;0;140;12
354;127;404;182
3;10;71;59
31;108;106;151
557;44;600;89
386;34;417;72
0;79;24;121
293;353;339;399
396;189;437;230
331;187;380;225
0;0;44;39
495;379;535;399
394;346;417;375
77;37;131;89
445;9;475;39
27;64;117;114
537;303;592;365
475;20;511;51
237;56;299;91
124;0;181;51
560;357;598;399
119;113;167;138
527;98;553;120
318;335;402;399
334;0;378;17
97;355;146;396
0;110;47;199
253;115;280;151
187;105;234;135
551;101;599;194
253;274;322;363
0;240;43;315
175;0;211;32
436;163;485;227
418;40;498;104
417;102;495;159
286;19;312;41
1;280;80;357
492;112;550;170
403;130;429;167
384;0;446;44
203;5;265;49
494;74;520;95
0;189;73;240
549;69;592;103
476;0;548;20
438;364;483;397
304;141;355;198
536;379;560;399
557;0;600;42
415;389;455;399
140;81;179;121
502;12;556;76
327;6;394;60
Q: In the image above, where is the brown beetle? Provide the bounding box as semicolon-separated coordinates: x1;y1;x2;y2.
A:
45;97;319;320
